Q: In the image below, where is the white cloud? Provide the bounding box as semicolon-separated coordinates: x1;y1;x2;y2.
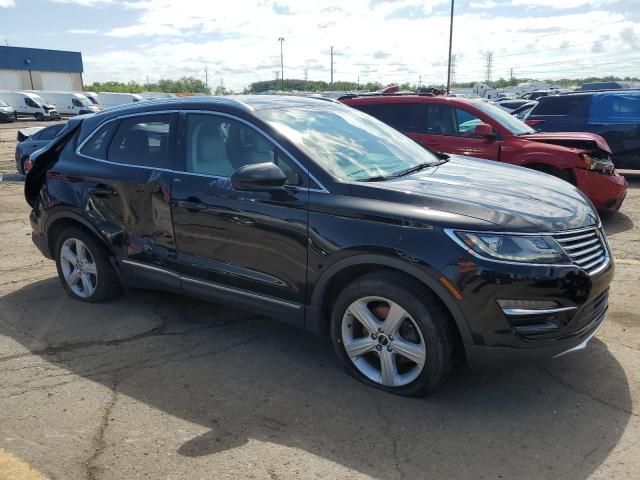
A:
76;0;640;91
0;0;15;7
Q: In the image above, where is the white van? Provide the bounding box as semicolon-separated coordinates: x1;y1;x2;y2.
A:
97;92;144;109
82;91;100;107
32;91;100;116
0;91;60;120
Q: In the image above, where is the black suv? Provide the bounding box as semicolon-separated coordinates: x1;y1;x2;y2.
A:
25;96;612;396
526;91;640;169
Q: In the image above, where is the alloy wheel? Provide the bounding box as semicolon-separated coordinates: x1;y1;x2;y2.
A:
341;296;426;387
59;237;98;298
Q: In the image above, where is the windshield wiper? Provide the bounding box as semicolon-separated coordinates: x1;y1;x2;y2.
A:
360;175;389;182
389;159;446;179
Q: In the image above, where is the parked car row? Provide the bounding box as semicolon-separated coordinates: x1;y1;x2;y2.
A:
24;96;615;396
340;93;627;211
0;90;151;122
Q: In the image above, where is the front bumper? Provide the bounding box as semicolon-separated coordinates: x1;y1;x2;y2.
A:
575;168;627;212
440;231;614;368
0;111;14;122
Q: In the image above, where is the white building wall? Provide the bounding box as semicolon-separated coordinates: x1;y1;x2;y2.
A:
0;69;21;90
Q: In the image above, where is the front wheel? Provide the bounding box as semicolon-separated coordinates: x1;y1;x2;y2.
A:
54;227;122;302
330;271;453;396
35;112;43;121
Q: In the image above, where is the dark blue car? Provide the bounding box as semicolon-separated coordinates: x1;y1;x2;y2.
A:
15;123;66;174
526;91;640;169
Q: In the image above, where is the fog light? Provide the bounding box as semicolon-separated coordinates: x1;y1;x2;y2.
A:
497;299;558;310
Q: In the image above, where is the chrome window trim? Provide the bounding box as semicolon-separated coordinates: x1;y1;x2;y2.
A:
75;108;329;194
444;226;611;274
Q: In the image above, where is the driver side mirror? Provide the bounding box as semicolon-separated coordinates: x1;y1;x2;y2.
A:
231;162;287;191
473;123;496;140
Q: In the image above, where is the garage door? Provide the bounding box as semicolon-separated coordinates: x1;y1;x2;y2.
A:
0;69;21;90
42;72;74;91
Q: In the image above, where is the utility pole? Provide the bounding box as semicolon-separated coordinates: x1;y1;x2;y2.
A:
450;54;457;86
484;51;494;84
357;75;360;90
204;67;208;87
445;0;455;94
330;46;334;86
418;75;422;89
510;67;514;82
274;71;280;90
146;75;149;86
304;67;309;82
278;37;285;90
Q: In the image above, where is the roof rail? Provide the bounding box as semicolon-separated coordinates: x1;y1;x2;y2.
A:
337;91;435;100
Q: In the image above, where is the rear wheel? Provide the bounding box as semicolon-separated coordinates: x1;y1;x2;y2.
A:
54;227;122;302
330;271;453;396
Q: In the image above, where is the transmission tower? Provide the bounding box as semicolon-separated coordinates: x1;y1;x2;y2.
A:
484;51;494;83
450;54;457;86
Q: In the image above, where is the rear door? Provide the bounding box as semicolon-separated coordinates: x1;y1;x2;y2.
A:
76;112;178;282
170;112;310;324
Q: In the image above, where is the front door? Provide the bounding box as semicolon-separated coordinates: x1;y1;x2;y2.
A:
410;104;501;161
170;112;310;324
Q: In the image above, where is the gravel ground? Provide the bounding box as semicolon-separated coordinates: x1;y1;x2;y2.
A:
0;119;638;480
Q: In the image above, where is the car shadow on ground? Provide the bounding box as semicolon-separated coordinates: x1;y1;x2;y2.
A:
603;210;634;235
0;278;633;480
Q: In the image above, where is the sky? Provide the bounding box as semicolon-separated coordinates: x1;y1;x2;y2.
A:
0;0;638;91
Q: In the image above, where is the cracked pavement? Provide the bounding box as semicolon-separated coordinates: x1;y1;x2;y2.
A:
1;121;639;479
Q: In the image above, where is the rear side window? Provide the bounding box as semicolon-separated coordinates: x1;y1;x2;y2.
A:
589;93;640;124
36;124;64;141
107;114;174;169
371;103;428;133
531;96;588;116
79;121;119;160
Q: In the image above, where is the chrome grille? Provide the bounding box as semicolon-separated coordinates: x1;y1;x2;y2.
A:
553;228;609;275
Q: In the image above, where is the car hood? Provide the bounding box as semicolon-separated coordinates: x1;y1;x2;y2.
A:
353;155;599;232
520;132;612;155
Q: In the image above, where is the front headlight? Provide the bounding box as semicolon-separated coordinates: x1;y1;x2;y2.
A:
581;154;615;174
450;231;569;264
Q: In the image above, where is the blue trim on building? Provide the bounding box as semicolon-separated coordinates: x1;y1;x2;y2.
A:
0;46;83;73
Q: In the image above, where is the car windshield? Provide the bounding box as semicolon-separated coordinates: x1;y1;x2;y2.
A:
78;96;92;106
255;105;442;181
473;101;536;135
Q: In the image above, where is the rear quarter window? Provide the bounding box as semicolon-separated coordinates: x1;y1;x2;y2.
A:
531;96;588;116
369;103;428;133
79;121;119;160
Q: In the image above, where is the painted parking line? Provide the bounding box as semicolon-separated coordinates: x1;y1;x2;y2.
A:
0;449;49;480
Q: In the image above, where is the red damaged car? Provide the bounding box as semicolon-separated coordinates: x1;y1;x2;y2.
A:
340;94;627;212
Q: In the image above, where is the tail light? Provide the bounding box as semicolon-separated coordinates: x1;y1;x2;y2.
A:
525;119;545;127
23;157;33;174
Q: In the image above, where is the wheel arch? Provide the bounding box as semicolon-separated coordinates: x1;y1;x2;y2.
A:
45;211;113;260
306;254;473;348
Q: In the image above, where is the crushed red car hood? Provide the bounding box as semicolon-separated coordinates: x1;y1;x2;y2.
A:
520;132;612;155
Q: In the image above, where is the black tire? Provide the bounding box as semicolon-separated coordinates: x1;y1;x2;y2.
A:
35;113;43;121
330;270;453;397
54;226;122;303
13;111;18;121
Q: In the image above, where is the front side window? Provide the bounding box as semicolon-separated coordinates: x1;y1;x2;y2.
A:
184;114;303;186
25;98;39;108
255;105;442;182
72;98;83;107
107;114;173;169
473;101;535;135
